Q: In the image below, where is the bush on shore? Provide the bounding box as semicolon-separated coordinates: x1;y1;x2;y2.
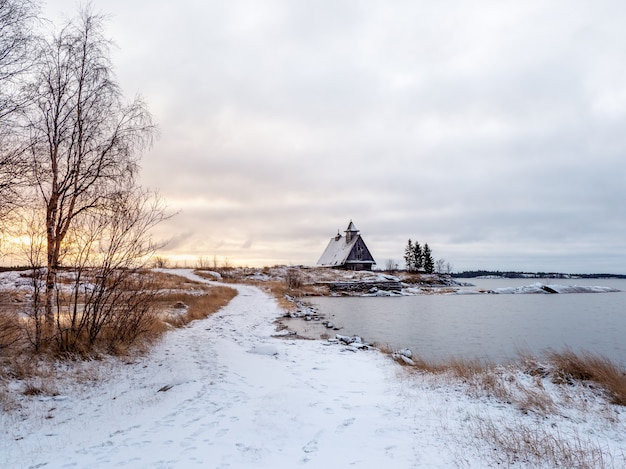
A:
0;270;237;377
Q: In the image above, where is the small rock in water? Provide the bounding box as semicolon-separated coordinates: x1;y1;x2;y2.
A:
326;322;334;329
392;353;415;366
399;355;415;366
397;348;412;358
336;334;353;344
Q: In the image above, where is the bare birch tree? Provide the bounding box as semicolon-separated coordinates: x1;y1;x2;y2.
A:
0;0;40;219
25;7;155;339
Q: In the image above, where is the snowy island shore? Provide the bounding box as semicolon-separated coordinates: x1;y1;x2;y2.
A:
210;265;621;297
2;269;626;468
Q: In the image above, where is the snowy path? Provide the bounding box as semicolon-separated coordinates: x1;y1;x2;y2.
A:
3;270;474;468
4;269;626;468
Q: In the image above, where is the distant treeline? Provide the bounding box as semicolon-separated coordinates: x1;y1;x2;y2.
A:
0;266;34;272
453;270;626;279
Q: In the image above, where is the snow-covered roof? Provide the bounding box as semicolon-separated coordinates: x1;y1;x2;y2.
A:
346;220;358;232
317;234;360;266
317;221;376;267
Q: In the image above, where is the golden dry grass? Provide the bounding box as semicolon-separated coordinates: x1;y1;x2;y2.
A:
547;350;626;406
149;270;213;291
0;308;23;351
158;287;237;327
400;350;626;417
258;281;297;312
399;351;625;467
0;269;237;370
0;268;237;408
472;417;618;468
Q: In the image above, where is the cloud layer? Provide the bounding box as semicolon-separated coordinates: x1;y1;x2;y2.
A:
45;0;626;272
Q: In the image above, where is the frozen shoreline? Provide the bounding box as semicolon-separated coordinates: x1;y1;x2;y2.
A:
2;269;625;468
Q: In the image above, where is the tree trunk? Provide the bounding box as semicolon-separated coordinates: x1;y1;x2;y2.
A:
44;194;58;342
44;237;57;342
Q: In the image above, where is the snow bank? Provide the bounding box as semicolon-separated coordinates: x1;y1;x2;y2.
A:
492;282;621;294
2;269;625;468
0;270;38;292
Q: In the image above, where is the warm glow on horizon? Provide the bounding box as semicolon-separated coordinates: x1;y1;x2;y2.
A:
22;0;626;275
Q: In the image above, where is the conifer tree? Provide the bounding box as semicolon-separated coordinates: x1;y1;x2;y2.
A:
404;239;415;271
413;241;423;272
423;243;434;273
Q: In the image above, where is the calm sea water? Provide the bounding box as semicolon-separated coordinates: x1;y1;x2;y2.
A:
306;278;626;364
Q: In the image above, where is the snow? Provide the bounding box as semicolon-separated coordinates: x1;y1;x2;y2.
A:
0;270;37;292
2;269;626;468
316;234;360;266
490;282;621;294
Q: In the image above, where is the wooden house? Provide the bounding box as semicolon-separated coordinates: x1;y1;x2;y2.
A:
317;221;376;271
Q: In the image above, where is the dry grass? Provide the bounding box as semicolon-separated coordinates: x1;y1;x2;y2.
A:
0;269;237;415
0;269;237;375
513;378;558;415
472;417;621;468
261;281;297;311
399;350;626;420
211;276;298;312
195;266;333;296
158;287;237;327
0;308;23;351
397;350;626;466
149;270;212;291
547;350;626;406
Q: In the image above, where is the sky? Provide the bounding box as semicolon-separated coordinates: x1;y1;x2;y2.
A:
41;0;626;273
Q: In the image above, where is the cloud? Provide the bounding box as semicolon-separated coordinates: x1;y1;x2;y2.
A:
42;0;626;272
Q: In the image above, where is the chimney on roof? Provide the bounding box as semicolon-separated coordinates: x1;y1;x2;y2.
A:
345;220;359;243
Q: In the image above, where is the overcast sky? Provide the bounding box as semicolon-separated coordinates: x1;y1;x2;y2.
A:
43;0;626;273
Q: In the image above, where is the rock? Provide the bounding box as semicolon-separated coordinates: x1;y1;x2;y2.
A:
541;285;558;294
397;348;412;358
326;322;334;329
399;355;415;366
392;353;415;366
351;342;369;350
336;334;354;344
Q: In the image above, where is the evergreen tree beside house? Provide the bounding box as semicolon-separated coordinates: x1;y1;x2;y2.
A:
404;239;435;273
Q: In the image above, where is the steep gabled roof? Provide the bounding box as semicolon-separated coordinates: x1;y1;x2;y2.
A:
317;221;376;267
317;234;359;266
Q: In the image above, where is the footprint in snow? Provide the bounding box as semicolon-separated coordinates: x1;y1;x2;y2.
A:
336;417;356;432
302;439;318;454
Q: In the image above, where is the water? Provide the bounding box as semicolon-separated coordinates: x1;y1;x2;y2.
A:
306;278;626;364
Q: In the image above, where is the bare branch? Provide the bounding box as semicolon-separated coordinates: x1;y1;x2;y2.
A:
22;6;157;336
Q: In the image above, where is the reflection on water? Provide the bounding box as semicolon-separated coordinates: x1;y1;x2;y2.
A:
307;278;626;364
